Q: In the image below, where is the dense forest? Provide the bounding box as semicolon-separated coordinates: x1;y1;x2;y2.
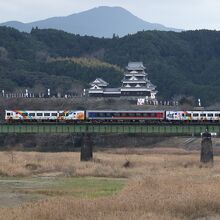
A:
0;26;220;104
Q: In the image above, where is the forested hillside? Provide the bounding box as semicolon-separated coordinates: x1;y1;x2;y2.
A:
0;27;220;104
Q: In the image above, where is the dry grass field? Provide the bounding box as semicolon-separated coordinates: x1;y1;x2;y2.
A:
0;148;220;219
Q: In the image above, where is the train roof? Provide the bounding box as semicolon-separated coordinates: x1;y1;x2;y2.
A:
86;110;165;112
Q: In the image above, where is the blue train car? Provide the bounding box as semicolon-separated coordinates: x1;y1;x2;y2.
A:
86;110;165;122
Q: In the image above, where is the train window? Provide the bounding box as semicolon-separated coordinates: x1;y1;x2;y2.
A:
215;114;220;117
59;113;64;116
22;113;28;116
114;113;120;117
98;113;106;117
208;114;213;117
37;113;43;116
150;113;156;117
7;112;11;116
65;113;69;117
121;113;127;117
44;113;50;116
136;113;142;117
29;113;35;116
200;114;206;117
128;113;135;117
106;113;112;117
52;113;57;116
193;113;199;117
143;113;148;117
182;113;185;117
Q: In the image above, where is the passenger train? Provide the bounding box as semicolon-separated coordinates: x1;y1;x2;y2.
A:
5;110;220;124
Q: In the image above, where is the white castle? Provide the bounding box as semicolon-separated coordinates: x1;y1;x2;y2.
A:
88;62;157;100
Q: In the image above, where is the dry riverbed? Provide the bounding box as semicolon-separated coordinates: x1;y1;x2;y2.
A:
0;149;220;219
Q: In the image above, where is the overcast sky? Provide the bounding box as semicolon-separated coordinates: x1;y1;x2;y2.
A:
1;0;220;30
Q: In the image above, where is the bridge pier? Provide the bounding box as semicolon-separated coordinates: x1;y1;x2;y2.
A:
201;130;213;164
81;133;93;161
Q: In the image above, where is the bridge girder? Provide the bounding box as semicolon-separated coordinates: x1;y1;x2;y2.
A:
0;124;219;136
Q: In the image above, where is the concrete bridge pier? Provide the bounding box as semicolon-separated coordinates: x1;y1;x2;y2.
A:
81;133;93;161
201;130;213;164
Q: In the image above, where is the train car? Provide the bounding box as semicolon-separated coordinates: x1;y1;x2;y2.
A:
166;111;220;122
5;110;85;122
86;110;165;123
166;111;192;121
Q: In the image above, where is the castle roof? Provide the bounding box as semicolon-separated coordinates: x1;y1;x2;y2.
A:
126;62;146;71
89;78;109;87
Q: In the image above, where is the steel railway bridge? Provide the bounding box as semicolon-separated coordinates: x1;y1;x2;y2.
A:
0;124;219;136
1;123;218;161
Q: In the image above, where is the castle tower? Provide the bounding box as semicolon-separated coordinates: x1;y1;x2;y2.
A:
121;62;157;99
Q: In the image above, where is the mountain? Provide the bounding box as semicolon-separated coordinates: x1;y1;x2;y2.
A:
0;6;181;38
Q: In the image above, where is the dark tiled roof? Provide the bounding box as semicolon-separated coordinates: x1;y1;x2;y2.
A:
104;88;121;92
90;78;109;86
126;62;145;70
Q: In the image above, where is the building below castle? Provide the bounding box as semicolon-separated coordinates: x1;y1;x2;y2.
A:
88;62;158;100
